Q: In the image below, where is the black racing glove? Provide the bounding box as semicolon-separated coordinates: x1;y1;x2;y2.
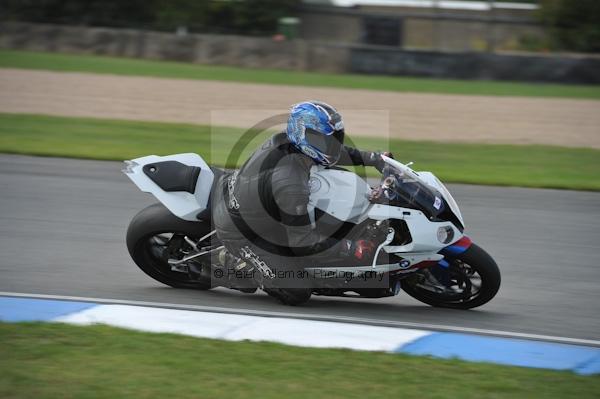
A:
374;151;394;173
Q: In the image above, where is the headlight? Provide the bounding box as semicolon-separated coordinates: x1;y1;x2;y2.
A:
437;226;454;244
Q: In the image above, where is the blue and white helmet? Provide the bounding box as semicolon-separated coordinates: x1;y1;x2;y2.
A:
286;101;345;166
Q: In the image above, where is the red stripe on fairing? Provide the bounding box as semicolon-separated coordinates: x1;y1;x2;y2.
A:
451;236;472;249
407;260;439;271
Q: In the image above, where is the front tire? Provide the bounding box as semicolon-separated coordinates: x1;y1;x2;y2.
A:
401;244;500;309
126;203;213;289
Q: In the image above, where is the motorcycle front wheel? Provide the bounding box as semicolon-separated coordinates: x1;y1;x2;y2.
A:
401;243;500;309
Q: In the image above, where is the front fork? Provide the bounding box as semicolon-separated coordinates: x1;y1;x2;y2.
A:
428;235;473;285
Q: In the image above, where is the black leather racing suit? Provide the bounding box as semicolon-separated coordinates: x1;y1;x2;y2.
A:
212;132;382;284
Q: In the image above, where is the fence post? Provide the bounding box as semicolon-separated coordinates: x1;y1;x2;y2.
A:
486;0;496;52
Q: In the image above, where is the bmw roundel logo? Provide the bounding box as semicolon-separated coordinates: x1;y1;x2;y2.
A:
399;259;411;269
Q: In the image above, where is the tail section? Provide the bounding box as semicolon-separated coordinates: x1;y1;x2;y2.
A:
123;153;214;221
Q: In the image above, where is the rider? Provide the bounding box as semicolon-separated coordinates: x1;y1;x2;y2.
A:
212;101;391;304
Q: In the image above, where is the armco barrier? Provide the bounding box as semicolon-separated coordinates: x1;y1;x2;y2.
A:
1;22;599;83
349;47;600;84
1;296;599;375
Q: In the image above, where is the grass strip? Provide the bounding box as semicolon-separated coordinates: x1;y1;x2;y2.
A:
0;322;598;399
1;49;599;99
1;113;599;191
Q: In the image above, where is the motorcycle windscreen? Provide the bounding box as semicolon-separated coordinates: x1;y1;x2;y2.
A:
383;168;446;219
305;129;344;165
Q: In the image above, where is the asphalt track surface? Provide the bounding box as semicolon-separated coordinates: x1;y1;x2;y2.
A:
1;154;599;342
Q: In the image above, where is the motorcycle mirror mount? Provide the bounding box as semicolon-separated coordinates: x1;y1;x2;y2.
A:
381;155;420;178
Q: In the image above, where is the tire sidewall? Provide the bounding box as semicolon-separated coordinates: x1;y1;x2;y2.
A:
126;203;213;289
401;243;501;309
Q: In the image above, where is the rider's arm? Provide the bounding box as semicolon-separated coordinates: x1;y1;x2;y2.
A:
275;186;344;258
337;146;382;167
270;154;344;258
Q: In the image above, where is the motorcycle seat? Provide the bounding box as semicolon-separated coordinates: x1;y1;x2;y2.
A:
196;166;225;221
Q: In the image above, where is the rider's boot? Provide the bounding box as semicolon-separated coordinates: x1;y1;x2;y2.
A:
217;249;257;293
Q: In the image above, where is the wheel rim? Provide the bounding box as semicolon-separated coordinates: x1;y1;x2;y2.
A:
142;232;211;283
411;260;483;304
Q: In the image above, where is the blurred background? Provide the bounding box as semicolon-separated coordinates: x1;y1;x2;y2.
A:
0;2;599;397
0;0;598;82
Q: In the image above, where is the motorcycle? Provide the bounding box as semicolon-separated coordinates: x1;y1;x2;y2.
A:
123;153;500;308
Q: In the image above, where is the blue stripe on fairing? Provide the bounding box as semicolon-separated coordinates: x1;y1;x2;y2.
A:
441;245;466;256
0;297;96;322
396;332;600;375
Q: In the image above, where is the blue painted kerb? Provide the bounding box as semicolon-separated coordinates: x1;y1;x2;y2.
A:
0;297;96;322
397;332;600;375
1;296;599;375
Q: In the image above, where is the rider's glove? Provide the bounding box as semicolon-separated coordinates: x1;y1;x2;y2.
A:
373;151;394;173
341;239;376;261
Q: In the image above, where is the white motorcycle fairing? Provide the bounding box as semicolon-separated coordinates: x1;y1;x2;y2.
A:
306;167;371;224
123;152;500;308
123;153;214;221
306;159;465;271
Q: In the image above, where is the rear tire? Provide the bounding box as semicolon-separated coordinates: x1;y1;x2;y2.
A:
126;203;213;289
265;288;312;306
401;244;500;309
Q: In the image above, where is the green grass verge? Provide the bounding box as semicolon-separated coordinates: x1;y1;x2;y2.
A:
1;49;599;99
0;322;598;399
1;113;598;191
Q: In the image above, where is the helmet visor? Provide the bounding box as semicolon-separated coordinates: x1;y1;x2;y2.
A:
305;128;344;165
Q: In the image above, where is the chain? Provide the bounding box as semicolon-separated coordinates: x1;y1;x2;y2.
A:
239;246;275;279
227;170;240;210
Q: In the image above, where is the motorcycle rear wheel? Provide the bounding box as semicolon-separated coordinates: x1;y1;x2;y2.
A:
126;203;213;289
401;243;500;309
